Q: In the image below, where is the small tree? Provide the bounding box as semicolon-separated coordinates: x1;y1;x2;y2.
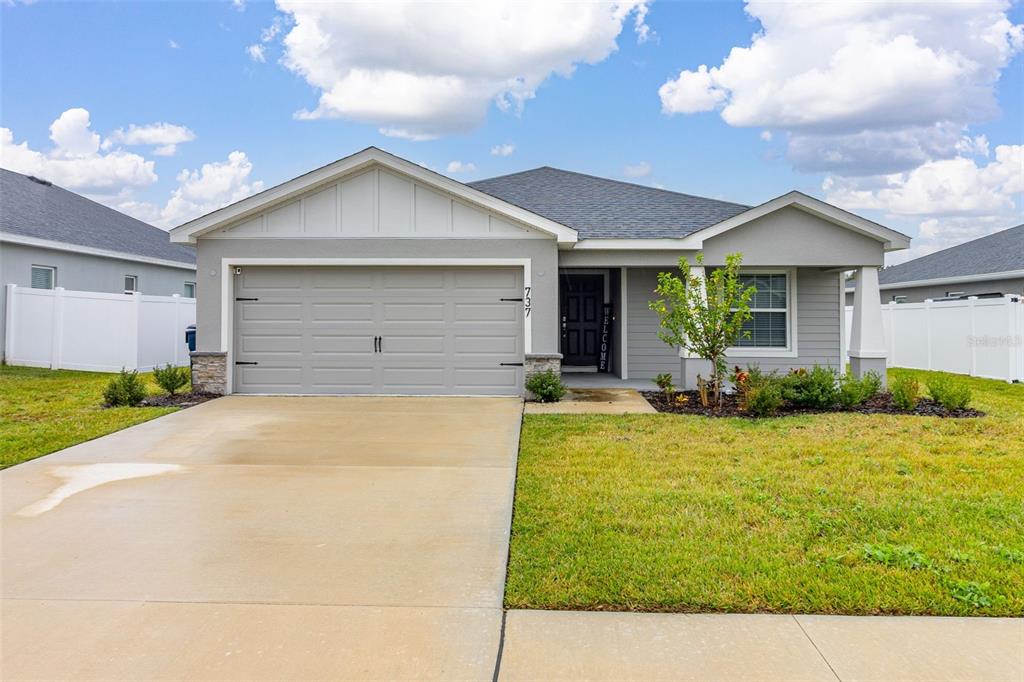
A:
649;252;755;408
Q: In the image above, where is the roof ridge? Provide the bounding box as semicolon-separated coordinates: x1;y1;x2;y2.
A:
474;165;751;209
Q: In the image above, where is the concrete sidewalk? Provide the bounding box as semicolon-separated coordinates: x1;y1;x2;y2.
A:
497;610;1024;681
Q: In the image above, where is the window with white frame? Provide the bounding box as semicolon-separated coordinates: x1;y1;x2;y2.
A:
184;281;196;298
736;273;789;348
31;265;56;289
124;274;138;294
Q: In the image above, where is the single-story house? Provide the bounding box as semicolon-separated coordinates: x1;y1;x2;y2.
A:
169;147;909;396
845;223;1023;305
1;169;197;361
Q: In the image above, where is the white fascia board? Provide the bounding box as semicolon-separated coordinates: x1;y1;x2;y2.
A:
169;147;578;245
0;232;196;270
683;191;912;251
873;269;1024;290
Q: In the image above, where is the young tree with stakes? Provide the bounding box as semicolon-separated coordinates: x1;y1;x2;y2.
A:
649;252;756;408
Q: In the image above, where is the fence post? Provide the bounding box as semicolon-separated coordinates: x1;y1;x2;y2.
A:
172;293;182;366
923;299;932;371
50;287;65;370
888;301;897;365
129;292;142;370
968;296;978;377
4;283;16;363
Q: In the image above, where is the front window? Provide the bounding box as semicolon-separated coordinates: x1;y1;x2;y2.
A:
184;281;196;298
124;274;138;294
736;273;788;348
31;265;56;289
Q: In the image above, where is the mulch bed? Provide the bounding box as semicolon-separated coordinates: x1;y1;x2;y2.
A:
640;391;984;419
139;392;220;409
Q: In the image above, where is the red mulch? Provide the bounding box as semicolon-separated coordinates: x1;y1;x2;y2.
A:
640;391;984;419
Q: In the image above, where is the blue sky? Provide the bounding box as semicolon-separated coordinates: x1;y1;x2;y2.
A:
2;1;1022;261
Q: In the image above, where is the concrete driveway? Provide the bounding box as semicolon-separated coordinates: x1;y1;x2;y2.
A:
1;396;523;680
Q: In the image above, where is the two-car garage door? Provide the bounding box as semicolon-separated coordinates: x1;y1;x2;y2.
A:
232;266;525;395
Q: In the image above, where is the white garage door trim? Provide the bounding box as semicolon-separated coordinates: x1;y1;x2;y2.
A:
219;257;533;394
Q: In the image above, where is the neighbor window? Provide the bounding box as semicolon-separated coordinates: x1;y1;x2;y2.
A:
31;265;56;289
124;275;138;294
184;281;196;298
892;295;908;303
946;291;965;298
735;273;789;348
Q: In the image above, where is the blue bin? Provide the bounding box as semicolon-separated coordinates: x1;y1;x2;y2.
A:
185;324;196;353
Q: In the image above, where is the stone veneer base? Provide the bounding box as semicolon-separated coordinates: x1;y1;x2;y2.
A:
190;351;228;395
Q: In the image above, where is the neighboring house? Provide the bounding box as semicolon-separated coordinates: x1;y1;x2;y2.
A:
169;147;909;396
1;169;197;361
846;223;1023;305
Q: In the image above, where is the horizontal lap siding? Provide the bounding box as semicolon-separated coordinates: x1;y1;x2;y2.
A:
729;268;841;371
625;267;841;380
627;268;680;381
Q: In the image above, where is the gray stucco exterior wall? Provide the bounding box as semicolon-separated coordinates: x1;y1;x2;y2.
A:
845;277;1024;305
1;242;196;361
627;266;842;386
192;237;560;355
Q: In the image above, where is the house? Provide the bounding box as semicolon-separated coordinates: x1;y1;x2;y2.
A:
1;169;197;361
169;147;909;396
845;223;1023;305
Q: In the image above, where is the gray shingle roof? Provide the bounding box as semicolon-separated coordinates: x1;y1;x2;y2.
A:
879;223;1023;285
469;167;750;239
0;168;195;265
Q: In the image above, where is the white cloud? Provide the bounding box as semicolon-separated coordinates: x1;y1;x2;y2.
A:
623;161;652;178
490;143;515;157
276;1;650;139
956;134;990;157
0;109;156;192
168;39;180;49
122;151;265;228
247;43;266;62
103;122;196;156
659;1;1023;175
446;160;477;174
759;130;772;142
825;144;1023;256
232;0;245;10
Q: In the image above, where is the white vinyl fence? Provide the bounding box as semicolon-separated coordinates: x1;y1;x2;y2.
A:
4;284;195;372
845;295;1024;383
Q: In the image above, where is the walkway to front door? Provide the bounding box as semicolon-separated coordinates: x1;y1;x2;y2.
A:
0;396;523;679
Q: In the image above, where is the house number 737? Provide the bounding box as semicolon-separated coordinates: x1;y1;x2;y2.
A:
524;286;532;317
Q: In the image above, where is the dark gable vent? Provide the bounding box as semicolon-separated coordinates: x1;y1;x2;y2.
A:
27;175;53;186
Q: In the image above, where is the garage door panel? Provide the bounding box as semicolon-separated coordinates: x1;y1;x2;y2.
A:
234;266;523;395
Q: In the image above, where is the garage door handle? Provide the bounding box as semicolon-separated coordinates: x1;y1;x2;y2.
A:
235;297;259;301
500;298;523;302
500;362;524;367
235;361;258;365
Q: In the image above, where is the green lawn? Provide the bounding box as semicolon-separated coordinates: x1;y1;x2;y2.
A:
0;365;181;468
506;369;1024;616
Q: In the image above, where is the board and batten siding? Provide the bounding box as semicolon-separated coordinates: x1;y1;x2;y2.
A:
626;267;842;381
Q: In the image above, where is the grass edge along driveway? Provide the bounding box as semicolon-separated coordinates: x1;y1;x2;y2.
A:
1;365;180;469
506;369;1023;617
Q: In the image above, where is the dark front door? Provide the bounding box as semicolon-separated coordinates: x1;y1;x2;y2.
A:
560;273;604;366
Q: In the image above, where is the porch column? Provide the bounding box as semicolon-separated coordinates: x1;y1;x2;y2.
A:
680;264;712;390
848;265;888;386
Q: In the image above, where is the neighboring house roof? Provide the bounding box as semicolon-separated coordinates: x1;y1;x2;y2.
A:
877;223;1024;287
0;168;195;267
469;167;750;239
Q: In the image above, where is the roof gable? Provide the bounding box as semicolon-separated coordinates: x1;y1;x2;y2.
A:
0;169;195;266
170;148;577;244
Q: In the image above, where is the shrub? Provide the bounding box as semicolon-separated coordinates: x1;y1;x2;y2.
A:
926;374;972;410
734;365;783;416
652;372;676;399
891;375;920;410
525;370;567;403
781;365;838;408
103;368;147;407
837;371;882;408
153;363;189;395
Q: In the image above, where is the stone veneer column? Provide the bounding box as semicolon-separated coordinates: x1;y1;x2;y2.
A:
524;353;562;379
190;351;228;395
